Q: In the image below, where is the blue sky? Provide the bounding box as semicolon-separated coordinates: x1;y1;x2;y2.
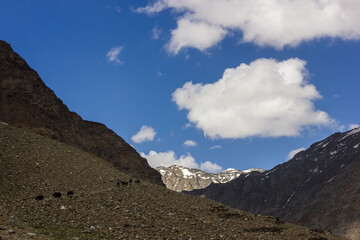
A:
1;0;359;172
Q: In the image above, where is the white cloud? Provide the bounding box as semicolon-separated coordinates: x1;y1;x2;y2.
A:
141;150;199;169
137;0;360;54
209;145;222;150
173;58;334;139
183;140;197;147
166;18;227;55
349;124;359;130
287;147;305;160
183;123;193;129
106;46;124;64
200;161;222;173
131;126;157;143
135;1;167;15
141;150;222;172
152;26;162;40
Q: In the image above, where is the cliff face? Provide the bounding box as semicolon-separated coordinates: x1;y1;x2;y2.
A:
186;128;360;239
156;165;264;192
0;40;163;186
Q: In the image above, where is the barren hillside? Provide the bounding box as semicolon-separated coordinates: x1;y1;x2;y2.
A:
0;123;344;239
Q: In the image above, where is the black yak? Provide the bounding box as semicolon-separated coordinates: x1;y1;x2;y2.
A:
53;192;62;198
35;195;44;200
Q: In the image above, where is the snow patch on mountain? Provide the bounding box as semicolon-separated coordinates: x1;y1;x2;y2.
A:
156;165;264;192
341;127;360;140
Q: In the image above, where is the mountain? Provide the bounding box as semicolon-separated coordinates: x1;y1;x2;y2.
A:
186;128;360;239
156;165;264;192
0;40;162;186
0;123;344;239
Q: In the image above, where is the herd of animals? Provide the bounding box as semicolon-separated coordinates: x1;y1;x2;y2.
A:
34;178;141;201
35;191;74;201
117;178;141;187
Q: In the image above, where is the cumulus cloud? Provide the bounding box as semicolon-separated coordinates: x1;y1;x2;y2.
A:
141;150;222;172
173;58;333;139
131;126;156;143
141;150;198;169
209;145;222;150
183;140;197;147
106;46;124;64
200;161;222;173
166;18;227;54
137;0;360;54
287;147;306;160
349;124;359;130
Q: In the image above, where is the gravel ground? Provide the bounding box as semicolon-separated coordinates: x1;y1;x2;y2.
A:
0;123;345;239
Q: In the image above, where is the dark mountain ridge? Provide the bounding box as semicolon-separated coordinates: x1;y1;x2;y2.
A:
187;128;360;239
0;40;163;185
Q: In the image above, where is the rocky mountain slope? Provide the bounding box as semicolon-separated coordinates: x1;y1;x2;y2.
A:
0;40;162;185
187;128;360;239
0;123;344;239
156;165;264;192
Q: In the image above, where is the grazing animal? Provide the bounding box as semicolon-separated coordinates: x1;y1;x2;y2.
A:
53;192;62;198
35;195;44;201
67;191;74;196
134;179;141;184
121;180;128;186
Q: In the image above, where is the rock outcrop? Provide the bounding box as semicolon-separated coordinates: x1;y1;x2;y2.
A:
0;40;163;186
156;165;264;192
187;128;360;239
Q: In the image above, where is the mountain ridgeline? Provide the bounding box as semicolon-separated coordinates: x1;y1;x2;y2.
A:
186;128;360;239
0;40;163;185
156;165;264;192
0;39;353;239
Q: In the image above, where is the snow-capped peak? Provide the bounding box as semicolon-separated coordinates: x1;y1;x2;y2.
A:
155;165;265;192
342;127;360;140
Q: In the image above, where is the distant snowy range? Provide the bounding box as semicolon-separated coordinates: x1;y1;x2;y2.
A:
156;165;264;192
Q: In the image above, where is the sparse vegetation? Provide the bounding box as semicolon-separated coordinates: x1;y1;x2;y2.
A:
0;123;345;239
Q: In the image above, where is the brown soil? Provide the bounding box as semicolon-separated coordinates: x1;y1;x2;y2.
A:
0;123;345;239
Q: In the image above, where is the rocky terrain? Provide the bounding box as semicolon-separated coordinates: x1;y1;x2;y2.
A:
187;128;360;239
0;122;345;239
0;40;162;186
156;165;264;192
